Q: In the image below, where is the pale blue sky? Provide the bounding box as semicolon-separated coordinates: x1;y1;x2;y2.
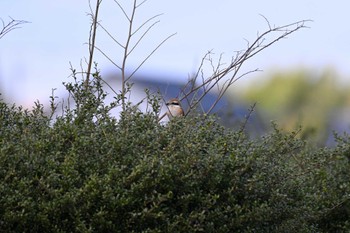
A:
1;1;350;106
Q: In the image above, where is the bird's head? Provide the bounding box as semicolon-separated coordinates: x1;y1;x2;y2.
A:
166;98;184;118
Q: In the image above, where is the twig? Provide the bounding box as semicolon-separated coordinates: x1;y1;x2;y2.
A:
179;18;311;115
120;0;137;111
96;0;175;111
240;102;257;134
97;22;124;48
86;0;102;89
127;32;176;81
0;17;30;40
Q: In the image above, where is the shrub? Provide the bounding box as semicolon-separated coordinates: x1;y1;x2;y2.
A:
0;78;349;232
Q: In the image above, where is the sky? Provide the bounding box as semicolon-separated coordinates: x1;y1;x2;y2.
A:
1;1;350;107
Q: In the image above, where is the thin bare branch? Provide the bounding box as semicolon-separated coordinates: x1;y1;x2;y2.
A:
238;102;257;139
180;18;311;115
131;13;163;36
136;0;148;8
86;0;102;89
100;78;119;97
260;14;271;30
180;50;212;98
206;69;260;115
126;32;177;81
113;0;131;21
88;0;175;112
93;45;122;69
0;17;30;40
119;0;137;110
97;22;124;48
127;19;161;57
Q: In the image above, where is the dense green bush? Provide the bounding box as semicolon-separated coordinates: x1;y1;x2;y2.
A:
0;77;350;232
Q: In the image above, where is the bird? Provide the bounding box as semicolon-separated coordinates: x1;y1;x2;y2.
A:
166;98;184;119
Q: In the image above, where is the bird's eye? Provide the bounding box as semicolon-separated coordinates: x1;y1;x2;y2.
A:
171;102;179;105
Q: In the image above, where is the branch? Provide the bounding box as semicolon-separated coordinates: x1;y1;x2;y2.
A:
131;13;163;37
127;19;161;57
180;18;311;115
93;45;122;69
119;0;137;111
113;0;130;21
0;17;30;40
97;22;124;48
93;0;176;112
86;0;102;89
126;32;176;81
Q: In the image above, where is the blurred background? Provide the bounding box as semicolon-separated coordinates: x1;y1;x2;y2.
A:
1;0;350;145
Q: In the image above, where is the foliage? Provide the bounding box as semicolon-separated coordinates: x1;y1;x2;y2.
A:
242;69;350;144
1;76;350;232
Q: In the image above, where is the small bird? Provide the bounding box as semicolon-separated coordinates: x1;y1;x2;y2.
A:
166;98;184;119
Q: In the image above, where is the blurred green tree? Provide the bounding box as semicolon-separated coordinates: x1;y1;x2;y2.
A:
243;68;350;144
